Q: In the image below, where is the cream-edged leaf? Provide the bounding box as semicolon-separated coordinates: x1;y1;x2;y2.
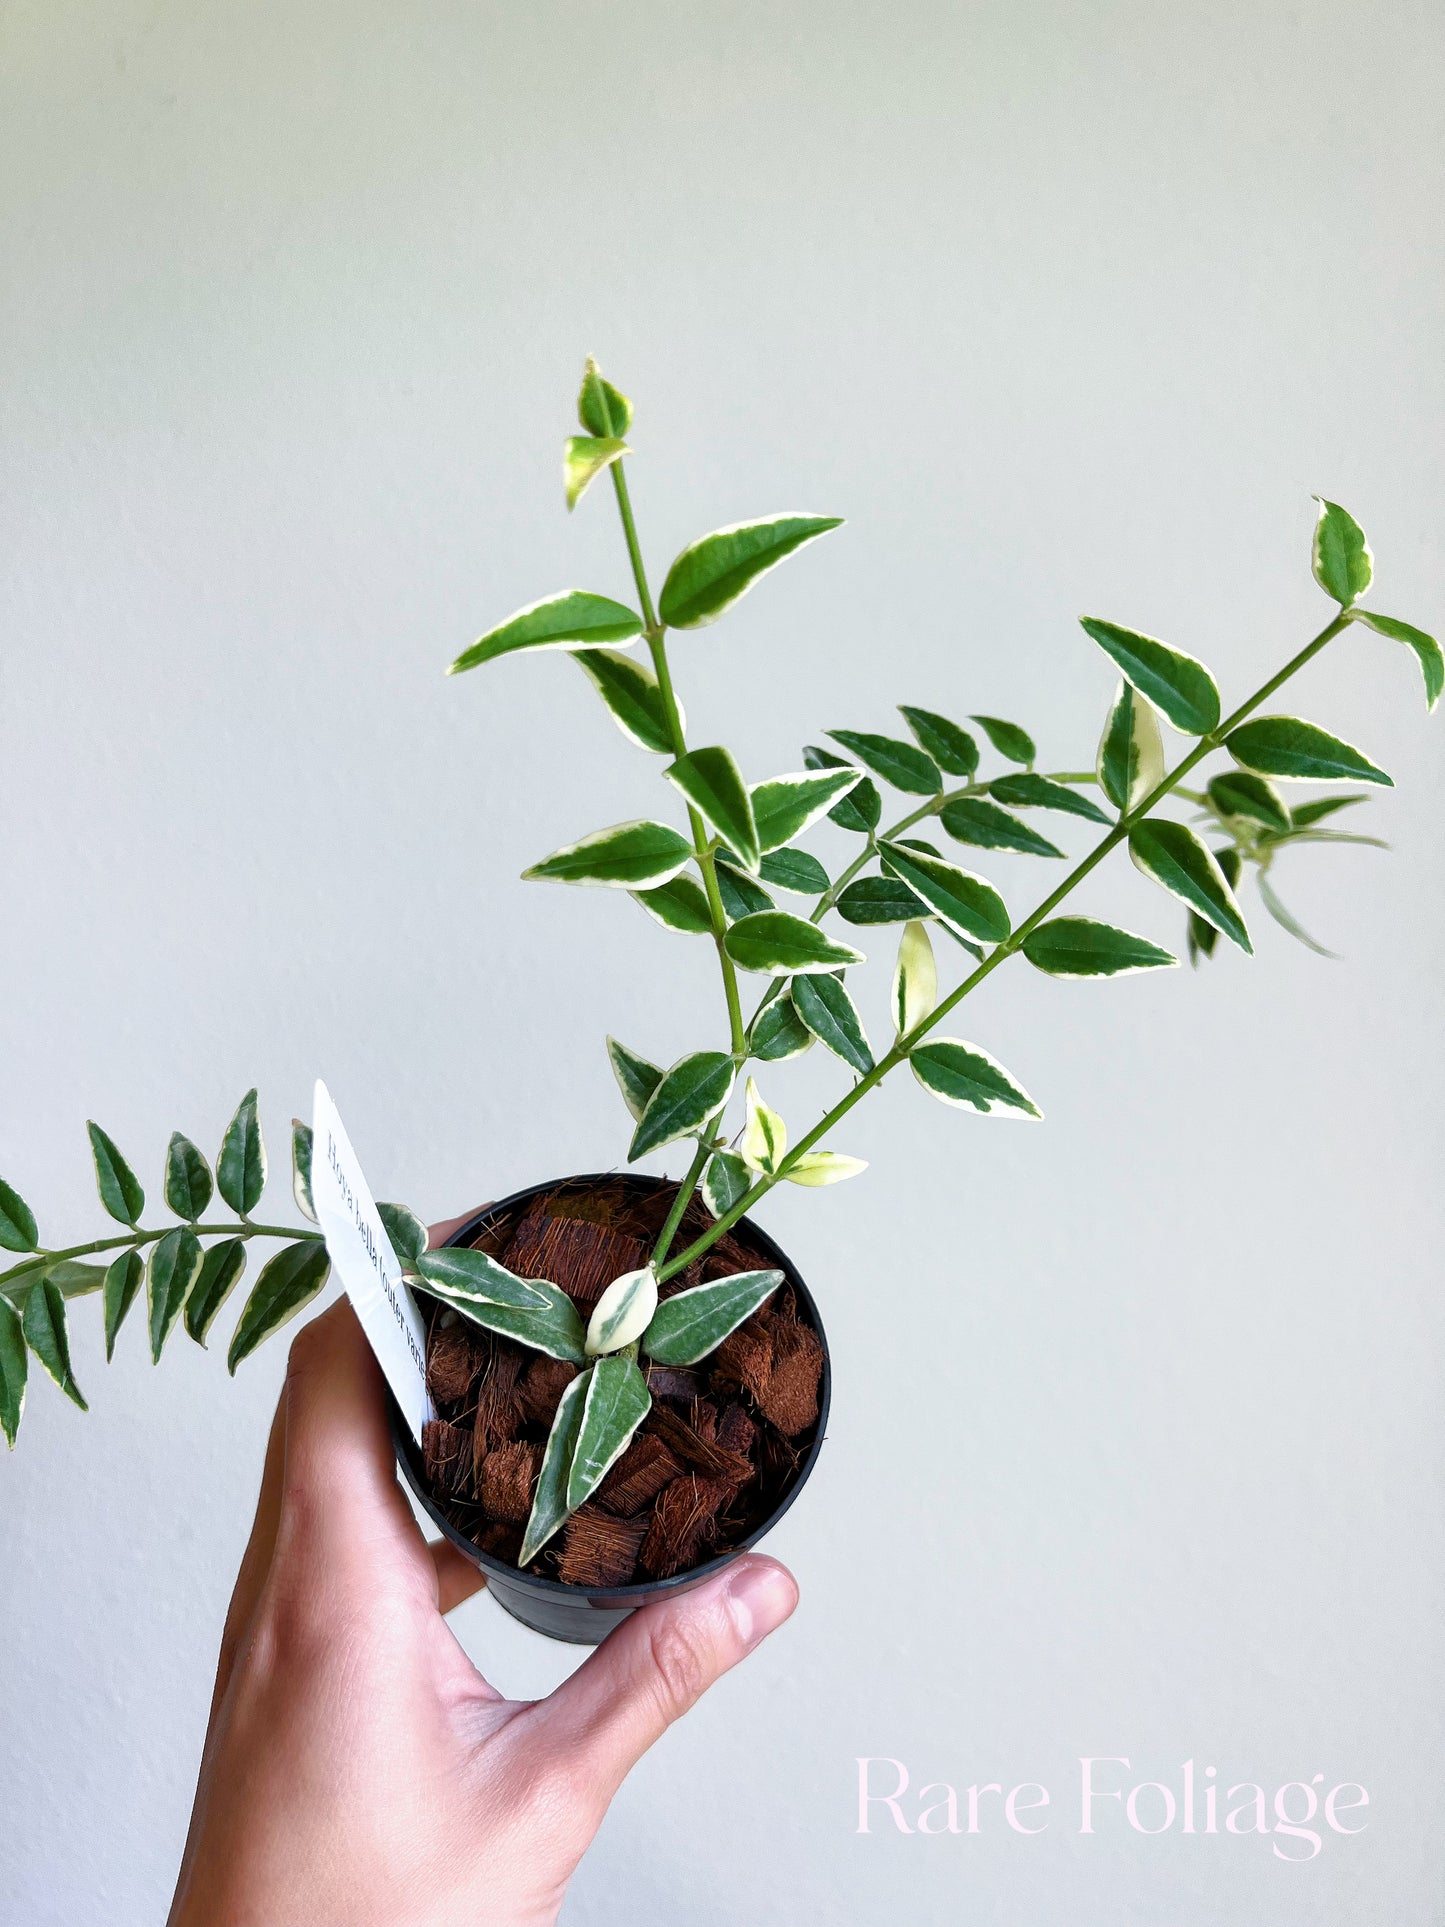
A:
577;357;634;437
892;920;937;1037
524;819;695;888
574;648;678;753
1348;609;1443;712
629;1051;736;1160
1022;916;1179;978
1080;619;1220;736
790;972;873;1073
740;1076;787;1173
749;993;815;1061
659;515;842;628
1312;498;1373;606
783;1152;868;1186
291;1120;318;1222
607;1037;664;1123
723;912;864;975
641;1268;782;1366
449;590;642;675
1129;819;1253;953
910;1039;1041;1118
0;1296;26;1445
585;1266;659;1356
702;1151;752;1219
750;769;862;852
666;746;760;870
564;435;630;511
519;1369;589;1565
631;873;713;934
566;1354;652;1512
1096;679;1165;812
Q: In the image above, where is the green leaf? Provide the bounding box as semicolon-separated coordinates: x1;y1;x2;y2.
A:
1312;498;1372;606
751;770;862;852
1257;871;1338;958
897;706;978;777
740;1076;788;1173
1288;794;1369;828
1207;771;1291;833
803;745;882;833
724;912;865;976
835;873;930;924
0;1296;26;1445
784;1151;867;1186
449;591;643;675
184;1239;247;1346
519;1368;590;1564
702;1151;752;1220
147;1226;204;1362
790;973;874;1074
910;1039;1041;1118
1079;619;1220;736
415;1246;551;1311
585;1265;659;1356
292;1121;317;1223
524;818;695;887
1226;716;1392;786
826;729;941;795
749;993;814;1062
892;920;937;1036
227;1240;332;1374
1348;609;1443;712
564;435;630;511
577;357;634;437
715;859;773;920
970;715;1036;765
1022;916;1179;978
1096;679;1165;812
429;1271;588;1364
642;1268;783;1367
939;796;1063;858
0;1179;38;1253
632;873;713;934
217;1089;267;1217
1187;912;1219;967
574;649;676;754
22;1276;86;1409
1129;820;1252;954
607;1037;664;1123
88;1122;145;1227
378;1202;428;1270
758;847;829;894
164;1133;213;1221
989;773;1111;824
103;1249;145;1360
667;747;760;870
659;514;843;629
629;1052;737;1159
567;1353;652;1510
45;1261;107;1295
877;842;1010;944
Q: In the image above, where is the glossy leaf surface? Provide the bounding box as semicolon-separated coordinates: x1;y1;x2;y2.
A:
659;515;842;628
450;591;642;675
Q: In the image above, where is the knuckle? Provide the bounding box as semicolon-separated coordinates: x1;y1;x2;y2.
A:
644;1613;714;1719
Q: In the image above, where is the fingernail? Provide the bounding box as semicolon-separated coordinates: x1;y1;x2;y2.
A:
722;1557;798;1649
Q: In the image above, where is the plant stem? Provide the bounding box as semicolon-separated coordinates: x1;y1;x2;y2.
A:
650;1134;715;1267
603;445;747;1058
658;610;1351;1280
0;1221;322;1303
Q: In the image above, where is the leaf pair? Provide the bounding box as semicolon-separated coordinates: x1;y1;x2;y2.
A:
737;1079;865;1189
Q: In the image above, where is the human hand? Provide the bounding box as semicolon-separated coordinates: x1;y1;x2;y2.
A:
168;1254;798;1927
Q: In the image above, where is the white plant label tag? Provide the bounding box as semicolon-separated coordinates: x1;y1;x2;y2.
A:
310;1079;432;1444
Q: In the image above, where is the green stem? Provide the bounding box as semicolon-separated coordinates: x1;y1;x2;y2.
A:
1;1221;322;1303
659;610;1351;1279
599;410;746;1229
650;1134;715;1268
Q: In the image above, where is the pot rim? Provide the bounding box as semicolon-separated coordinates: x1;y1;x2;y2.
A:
387;1170;831;1605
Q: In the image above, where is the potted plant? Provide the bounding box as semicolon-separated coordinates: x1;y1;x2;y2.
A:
1;359;1437;1643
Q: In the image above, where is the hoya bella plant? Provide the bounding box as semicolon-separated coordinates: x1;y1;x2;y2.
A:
1;359;1438;1589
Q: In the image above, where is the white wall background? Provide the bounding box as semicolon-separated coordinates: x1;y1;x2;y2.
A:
2;3;1441;1921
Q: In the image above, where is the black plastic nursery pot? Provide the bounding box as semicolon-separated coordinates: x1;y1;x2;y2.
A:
389;1173;831;1644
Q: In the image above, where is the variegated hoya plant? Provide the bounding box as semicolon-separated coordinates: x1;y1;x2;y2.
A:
2;359;1438;1574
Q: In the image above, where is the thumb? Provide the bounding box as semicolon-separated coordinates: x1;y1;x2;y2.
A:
527;1555;798;1803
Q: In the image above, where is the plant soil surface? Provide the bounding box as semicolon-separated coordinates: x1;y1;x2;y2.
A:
420;1178;825;1588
